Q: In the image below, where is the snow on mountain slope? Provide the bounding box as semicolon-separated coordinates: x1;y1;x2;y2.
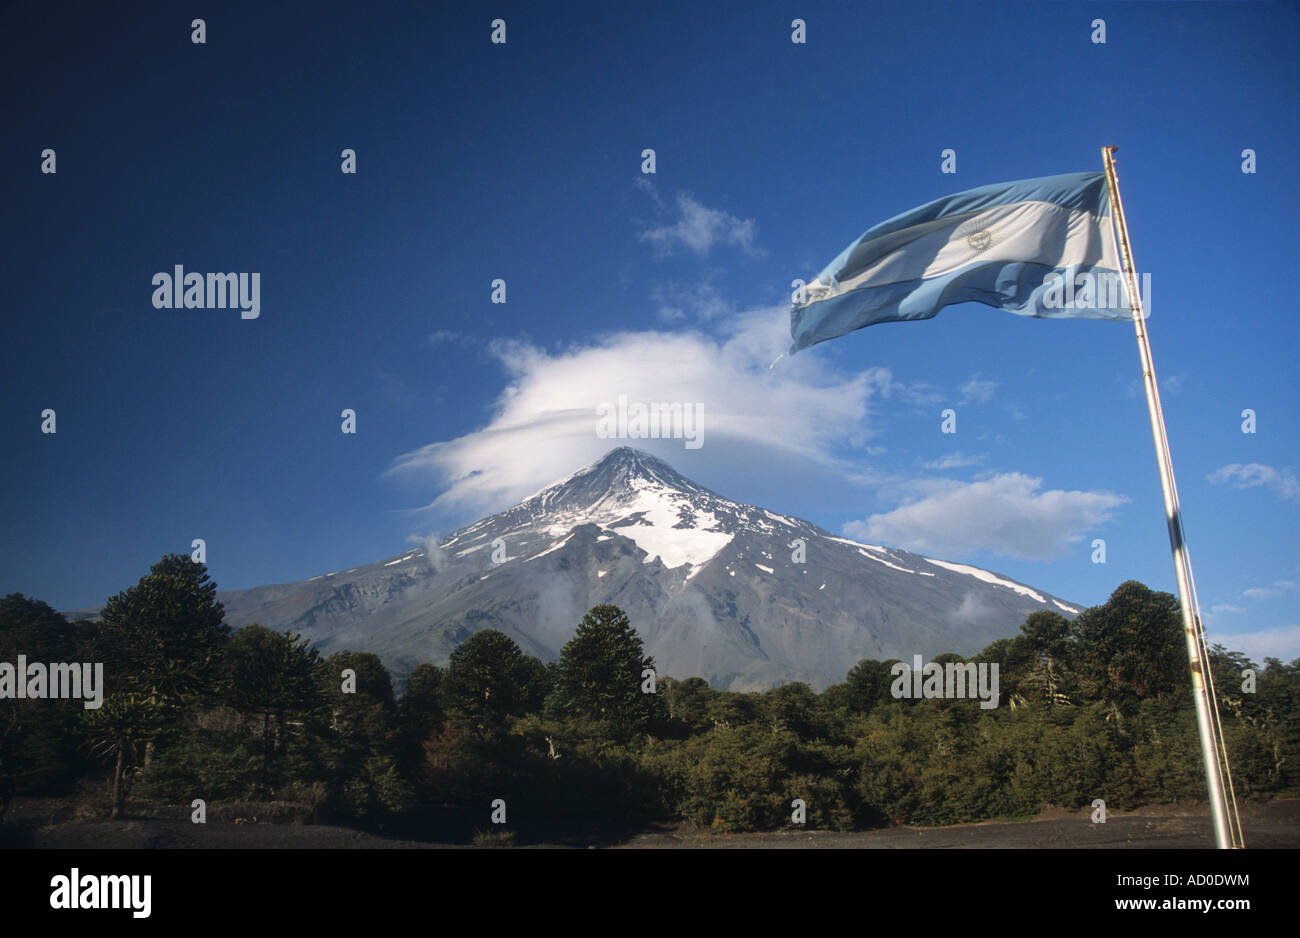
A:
542;473;733;568
923;558;1046;601
216;447;1088;691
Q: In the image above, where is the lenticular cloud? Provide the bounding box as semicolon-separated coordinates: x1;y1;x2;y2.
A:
388;307;886;520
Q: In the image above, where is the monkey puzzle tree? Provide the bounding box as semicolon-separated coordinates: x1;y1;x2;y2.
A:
397;663;444;773
1069;581;1187;721
555;605;661;741
843;658;902;715
99;553;229;709
1015;610;1074;706
317;651;411;821
97;554;230;782
83;692;166;818
441;630;546;741
225;625;322;789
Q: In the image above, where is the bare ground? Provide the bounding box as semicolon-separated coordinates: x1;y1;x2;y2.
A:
617;799;1300;849
3;796;1297;849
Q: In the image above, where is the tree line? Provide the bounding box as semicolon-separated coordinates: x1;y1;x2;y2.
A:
1;554;1296;842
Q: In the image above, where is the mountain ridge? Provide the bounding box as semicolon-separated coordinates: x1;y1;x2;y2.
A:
74;447;1085;691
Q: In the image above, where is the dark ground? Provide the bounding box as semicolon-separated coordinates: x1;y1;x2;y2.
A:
3;796;1297;849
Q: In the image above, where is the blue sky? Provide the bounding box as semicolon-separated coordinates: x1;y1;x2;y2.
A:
3;1;1297;662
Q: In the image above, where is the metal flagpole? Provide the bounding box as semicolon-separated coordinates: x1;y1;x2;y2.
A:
1100;146;1244;849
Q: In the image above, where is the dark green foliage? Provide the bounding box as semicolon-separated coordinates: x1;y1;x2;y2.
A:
224;625;323;790
761;682;834;740
317;651;412;822
98;554;230;708
643;724;857;832
83;692;167;817
3;575;1297;840
992;611;1077;709
88;556;230;811
661;676;717;737
139;705;278;803
843;658;901;715
1070;581;1188;716
0;595;88;795
397;663;443;774
441;630;547;741
400;663;443;730
554;605;662;740
323;651;396;710
1208;647;1300;794
706;689;764;728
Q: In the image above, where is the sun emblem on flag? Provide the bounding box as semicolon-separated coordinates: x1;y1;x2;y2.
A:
954;216;997;255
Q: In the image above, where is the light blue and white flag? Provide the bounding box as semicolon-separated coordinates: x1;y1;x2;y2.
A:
789;172;1133;354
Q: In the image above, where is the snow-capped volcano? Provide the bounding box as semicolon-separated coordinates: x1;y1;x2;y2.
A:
217;447;1083;691
447;447;814;574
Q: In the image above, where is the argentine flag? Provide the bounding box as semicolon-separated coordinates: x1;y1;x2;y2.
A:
789;172;1132;354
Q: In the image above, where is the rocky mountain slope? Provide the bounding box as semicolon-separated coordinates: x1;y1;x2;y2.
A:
215;447;1082;691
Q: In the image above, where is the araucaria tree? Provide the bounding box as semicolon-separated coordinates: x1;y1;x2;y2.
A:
440;630;546;741
556;604;660;740
94;554;230;800
99;553;229;709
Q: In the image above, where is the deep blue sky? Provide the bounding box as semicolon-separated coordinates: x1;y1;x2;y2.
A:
3;1;1297;661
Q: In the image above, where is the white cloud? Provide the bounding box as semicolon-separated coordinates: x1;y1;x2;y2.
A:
889;380;945;410
640;192;759;257
923;452;985;471
387;305;890;522
950;591;1000;627
652;279;732;324
845;472;1127;561
1207;463;1300;501
1241;579;1298;601
1209;604;1244;615
405;532;445;571
1205;624;1300;665
632;175;664;209
959;377;998;404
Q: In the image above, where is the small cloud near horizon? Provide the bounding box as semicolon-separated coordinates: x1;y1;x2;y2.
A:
1208;463;1299;501
846;472;1127;561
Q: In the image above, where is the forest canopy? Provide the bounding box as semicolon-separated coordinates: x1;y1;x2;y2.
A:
1;558;1295;842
